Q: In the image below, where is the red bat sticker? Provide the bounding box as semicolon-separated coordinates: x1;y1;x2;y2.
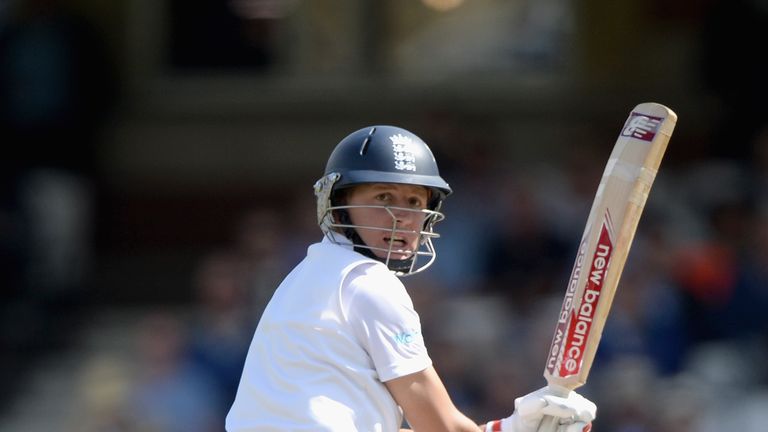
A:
546;212;615;378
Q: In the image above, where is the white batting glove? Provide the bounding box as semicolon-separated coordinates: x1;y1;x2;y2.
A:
484;386;596;432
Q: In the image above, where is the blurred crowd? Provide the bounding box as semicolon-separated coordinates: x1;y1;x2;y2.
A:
50;127;768;432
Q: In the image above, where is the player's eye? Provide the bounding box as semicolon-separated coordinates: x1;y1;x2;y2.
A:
407;196;424;208
375;193;391;203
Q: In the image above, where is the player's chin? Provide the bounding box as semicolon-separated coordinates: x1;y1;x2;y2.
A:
375;244;416;261
388;251;415;261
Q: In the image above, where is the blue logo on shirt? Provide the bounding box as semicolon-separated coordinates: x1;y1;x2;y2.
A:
394;329;421;345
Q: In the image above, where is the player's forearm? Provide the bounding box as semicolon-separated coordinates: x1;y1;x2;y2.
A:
399;423;482;432
400;413;483;432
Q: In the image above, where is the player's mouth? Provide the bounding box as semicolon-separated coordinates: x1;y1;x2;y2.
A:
383;236;411;251
383;236;413;255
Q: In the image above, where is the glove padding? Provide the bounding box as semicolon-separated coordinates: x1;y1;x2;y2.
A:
494;386;596;432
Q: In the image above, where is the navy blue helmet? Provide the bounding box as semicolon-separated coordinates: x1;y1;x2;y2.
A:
314;125;451;276
323;125;452;208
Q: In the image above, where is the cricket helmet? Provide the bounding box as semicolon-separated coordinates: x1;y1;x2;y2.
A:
313;125;452;276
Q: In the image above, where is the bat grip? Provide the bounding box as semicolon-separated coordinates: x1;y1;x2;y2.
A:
538;384;571;432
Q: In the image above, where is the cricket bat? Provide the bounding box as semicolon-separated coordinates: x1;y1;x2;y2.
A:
540;102;677;429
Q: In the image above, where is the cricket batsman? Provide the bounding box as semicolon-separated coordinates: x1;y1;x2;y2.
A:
226;125;596;431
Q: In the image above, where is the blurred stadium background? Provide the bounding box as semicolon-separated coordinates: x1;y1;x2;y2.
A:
1;0;767;431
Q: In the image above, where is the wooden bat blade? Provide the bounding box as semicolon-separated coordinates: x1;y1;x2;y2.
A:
543;102;678;391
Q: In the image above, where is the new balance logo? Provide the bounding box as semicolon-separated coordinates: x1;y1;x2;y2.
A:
621;113;662;142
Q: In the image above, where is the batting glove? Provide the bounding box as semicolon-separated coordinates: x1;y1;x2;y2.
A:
484;386;596;432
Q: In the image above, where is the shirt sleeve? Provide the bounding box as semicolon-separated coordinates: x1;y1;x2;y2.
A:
344;265;432;382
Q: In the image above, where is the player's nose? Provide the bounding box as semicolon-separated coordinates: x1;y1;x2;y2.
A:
392;208;421;230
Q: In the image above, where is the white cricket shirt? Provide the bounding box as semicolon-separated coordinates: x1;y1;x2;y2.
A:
226;236;432;432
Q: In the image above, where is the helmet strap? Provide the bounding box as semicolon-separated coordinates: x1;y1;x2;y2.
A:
335;208;415;273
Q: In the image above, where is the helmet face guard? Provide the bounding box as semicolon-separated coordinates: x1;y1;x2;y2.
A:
315;174;445;276
314;126;452;276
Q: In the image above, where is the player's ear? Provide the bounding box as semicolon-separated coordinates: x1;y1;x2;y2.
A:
329;188;350;228
331;187;349;207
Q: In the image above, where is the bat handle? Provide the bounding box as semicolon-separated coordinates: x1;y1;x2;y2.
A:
538;384;571;432
538;415;560;432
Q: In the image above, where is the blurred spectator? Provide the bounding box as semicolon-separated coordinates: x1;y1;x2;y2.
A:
686;341;768;432
231;208;289;316
71;355;135;432
424;124;498;294
128;312;222;432
482;174;571;308
673;197;760;343
596;254;688;376
187;250;253;420
727;207;768;340
590;356;660;432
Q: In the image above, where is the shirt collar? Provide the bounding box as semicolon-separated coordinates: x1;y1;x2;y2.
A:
322;231;355;250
